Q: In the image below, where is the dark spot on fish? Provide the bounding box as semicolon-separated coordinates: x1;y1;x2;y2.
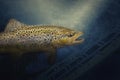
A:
51;32;53;35
54;37;57;40
44;38;47;41
47;34;49;36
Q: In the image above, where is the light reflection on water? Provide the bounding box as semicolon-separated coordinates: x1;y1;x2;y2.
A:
0;0;111;76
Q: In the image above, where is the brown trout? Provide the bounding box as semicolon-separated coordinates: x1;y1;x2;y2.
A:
0;19;84;64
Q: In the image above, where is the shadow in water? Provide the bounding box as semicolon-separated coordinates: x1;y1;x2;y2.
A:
0;52;51;80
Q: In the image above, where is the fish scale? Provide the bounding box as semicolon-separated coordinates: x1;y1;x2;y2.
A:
0;19;84;64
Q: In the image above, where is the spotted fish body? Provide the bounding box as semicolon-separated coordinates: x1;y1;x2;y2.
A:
0;19;84;64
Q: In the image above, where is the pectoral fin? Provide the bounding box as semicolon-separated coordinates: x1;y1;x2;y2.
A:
45;49;57;64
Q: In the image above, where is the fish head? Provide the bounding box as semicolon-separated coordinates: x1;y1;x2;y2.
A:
60;31;84;46
52;27;84;47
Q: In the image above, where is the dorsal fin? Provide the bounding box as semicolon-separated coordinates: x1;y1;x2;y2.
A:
4;19;27;32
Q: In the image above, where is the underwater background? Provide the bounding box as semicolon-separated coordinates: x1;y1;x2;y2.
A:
0;0;120;80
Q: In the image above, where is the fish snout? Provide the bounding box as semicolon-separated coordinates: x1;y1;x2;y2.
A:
72;32;84;44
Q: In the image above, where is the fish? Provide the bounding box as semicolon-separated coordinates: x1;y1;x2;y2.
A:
0;19;84;64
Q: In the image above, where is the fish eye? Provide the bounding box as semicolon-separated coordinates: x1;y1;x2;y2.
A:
68;33;74;37
68;32;76;37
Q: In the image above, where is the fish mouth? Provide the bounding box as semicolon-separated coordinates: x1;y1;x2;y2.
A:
73;32;84;44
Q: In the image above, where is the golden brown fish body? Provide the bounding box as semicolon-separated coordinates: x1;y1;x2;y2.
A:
0;19;84;63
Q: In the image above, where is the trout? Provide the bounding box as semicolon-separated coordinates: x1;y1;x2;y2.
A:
0;19;84;63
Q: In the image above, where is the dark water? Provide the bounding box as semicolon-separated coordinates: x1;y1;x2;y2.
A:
0;0;120;80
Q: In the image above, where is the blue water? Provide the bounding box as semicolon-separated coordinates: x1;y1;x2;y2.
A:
0;0;120;80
